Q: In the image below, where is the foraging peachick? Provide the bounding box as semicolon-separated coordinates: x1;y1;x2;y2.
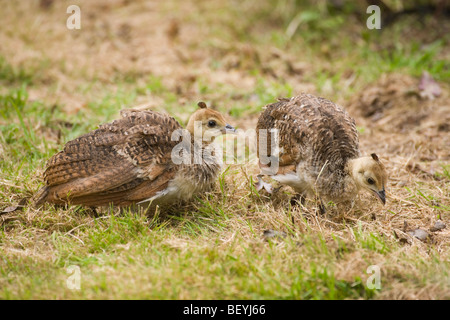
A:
256;93;387;208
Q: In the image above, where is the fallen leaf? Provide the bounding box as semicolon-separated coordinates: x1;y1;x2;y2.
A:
406;162;440;180
431;200;441;207
408;229;429;241
402;220;408;232
418;71;441;100
255;175;273;194
263;229;287;241
0;198;28;216
430;220;446;232
166;19;179;41
0;205;22;215
393;229;410;245
39;0;53;10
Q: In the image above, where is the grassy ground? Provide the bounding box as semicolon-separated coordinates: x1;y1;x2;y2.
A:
0;0;449;299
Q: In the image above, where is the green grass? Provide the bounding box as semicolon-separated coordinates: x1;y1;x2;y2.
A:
3;202;445;299
0;218;392;299
0;0;449;300
0;56;34;85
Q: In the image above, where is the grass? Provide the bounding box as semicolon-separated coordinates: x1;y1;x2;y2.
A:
0;56;34;85
0;0;449;300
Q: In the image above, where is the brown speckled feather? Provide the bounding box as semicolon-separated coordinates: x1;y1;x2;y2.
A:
257;94;359;170
34;109;181;206
256;93;361;203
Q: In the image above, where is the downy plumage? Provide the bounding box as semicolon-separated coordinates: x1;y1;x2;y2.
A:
32;102;236;208
256;93;387;208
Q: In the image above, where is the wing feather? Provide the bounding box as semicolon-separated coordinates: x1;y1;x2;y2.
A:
256;93;360;173
34;109;182;206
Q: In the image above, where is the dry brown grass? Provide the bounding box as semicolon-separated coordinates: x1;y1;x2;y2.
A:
0;0;449;300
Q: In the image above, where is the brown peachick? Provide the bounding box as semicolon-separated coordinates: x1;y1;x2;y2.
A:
32;102;236;208
256;93;388;209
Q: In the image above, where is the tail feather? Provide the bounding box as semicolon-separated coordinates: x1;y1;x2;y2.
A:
31;186;49;207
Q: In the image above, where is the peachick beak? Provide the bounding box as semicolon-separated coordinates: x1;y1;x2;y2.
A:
222;124;237;134
374;189;386;205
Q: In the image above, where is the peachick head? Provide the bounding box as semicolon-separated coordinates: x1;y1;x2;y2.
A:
186;102;236;142
350;153;388;204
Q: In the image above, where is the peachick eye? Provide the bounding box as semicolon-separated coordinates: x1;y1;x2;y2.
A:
367;178;375;185
208;120;216;127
